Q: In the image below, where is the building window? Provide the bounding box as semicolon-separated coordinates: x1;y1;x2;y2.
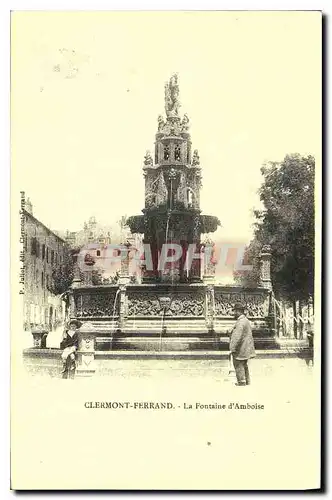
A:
55;253;58;265
96;250;101;257
46;275;49;289
164;145;170;161
31;237;37;255
42;244;46;260
41;272;44;288
51;250;54;266
175;145;181;161
46;247;49;263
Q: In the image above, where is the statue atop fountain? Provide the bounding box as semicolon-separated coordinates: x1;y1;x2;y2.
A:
164;73;180;118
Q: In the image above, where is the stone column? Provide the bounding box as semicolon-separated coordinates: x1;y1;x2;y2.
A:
202;242;216;284
119;244;130;285
259;245;272;290
294;299;300;339
270;291;278;337
205;285;215;331
288;304;295;339
190;216;202;282
187;140;192;164
118;284;127;331
68;290;76;320
76;322;96;377
31;326;48;348
302;296;313;340
307;295;314;349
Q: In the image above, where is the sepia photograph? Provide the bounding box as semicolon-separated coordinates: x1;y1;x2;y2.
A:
10;9;321;490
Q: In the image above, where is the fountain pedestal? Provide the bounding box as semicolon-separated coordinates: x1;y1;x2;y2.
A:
76;322;96;377
31;327;48;348
68;280;275;359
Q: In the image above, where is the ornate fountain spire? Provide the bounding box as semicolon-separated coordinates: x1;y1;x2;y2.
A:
127;73;221;283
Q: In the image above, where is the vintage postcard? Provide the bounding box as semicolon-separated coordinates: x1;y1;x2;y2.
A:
11;11;321;490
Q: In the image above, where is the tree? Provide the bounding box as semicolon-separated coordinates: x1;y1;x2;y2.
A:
51;247;76;295
236;154;315;301
234;238;262;288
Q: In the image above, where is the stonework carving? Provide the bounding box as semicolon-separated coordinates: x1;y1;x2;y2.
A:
260;262;270;281
167;168;177;181
202;238;216;276
177;172;187;207
206;285;215;329
127;292;205;317
195;169;202;188
261;244;272;254
158;115;165;132
128;295;159;316
165;74;180;118
144;174;158;207
81;354;94;367
192;149;200;166
181;113;190;131
144;150;153;166
214;292;267;318
161;268;181;284
155;171;168;206
192;215;201;239
33;336;42;348
259;245;272;287
82;337;93;351
76;292;120;318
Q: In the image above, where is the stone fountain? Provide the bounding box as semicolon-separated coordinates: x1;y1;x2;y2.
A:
59;74;278;376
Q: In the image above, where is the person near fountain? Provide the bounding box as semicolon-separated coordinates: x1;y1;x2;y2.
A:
230;303;256;386
60;319;81;379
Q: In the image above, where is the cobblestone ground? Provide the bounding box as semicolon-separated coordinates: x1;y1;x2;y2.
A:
94;356;314;383
13;354;319;490
19;354;317;408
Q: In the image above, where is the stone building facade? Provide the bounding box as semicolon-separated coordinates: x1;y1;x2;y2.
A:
64;216;143;283
23;204;68;332
64;216;112;249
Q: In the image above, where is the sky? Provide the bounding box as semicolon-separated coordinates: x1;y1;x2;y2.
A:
11;11;321;244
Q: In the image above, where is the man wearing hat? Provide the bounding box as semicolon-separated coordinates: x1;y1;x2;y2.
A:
230;302;256;386
60;319;82;379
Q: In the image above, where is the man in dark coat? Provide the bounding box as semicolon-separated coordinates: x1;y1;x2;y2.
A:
60;319;81;379
230;302;256;386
